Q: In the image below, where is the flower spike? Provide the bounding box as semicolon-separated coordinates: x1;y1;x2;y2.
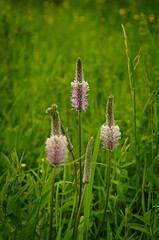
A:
46;135;68;166
71;58;89;112
46;104;68;166
101;96;121;152
46;104;61;136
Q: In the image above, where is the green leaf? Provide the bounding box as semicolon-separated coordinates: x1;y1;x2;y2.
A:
21;218;37;240
7;183;30;214
128;223;150;235
1;152;14;174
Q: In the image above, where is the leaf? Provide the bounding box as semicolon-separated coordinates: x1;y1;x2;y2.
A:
7;183;30;214
21;218;37;240
132;214;145;223
115;187;142;239
128;223;150;235
120;161;135;168
1;152;14;174
40;190;50;210
41;173;52;195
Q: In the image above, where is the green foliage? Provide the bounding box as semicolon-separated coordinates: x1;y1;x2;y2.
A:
0;0;159;239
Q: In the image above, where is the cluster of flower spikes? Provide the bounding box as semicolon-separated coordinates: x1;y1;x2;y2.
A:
45;104;68;166
101;95;121;152
71;57;89;112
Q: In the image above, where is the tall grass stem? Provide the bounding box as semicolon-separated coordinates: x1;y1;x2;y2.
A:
78;112;82;206
71;151;78;197
122;24;138;190
49;166;56;240
60;121;78;198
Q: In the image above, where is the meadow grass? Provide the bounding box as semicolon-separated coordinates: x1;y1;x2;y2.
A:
0;0;159;239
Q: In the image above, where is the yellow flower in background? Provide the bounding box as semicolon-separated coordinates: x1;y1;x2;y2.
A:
63;1;69;8
133;14;140;20
73;13;79;22
118;8;129;15
21;163;26;167
48;17;54;25
149;14;155;23
119;9;126;15
79;16;85;22
41;158;45;162
28;16;33;22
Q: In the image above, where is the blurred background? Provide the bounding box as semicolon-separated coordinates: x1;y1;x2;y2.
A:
0;0;159;167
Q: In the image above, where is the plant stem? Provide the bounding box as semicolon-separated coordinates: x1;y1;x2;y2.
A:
74;184;87;240
95;151;111;239
145;73;154;164
133;85;138;191
122;25;138;191
60;121;77;194
71;151;78;198
78;111;82;206
49;166;56;240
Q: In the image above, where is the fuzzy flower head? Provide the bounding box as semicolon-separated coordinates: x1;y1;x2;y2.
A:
71;57;89;112
101;95;121;152
46;135;68;166
46;104;68;166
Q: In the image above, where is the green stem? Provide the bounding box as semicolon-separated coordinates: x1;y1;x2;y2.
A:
133;86;138;191
95;151;111;239
74;184;87;240
49;166;56;240
71;151;78;197
150;97;153;164
78;112;82;206
60;121;77;193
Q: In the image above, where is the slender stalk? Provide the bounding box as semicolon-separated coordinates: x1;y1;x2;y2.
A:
122;25;138;191
74;184;87;240
58;165;66;238
147;88;153;214
150;101;153;162
145;73;154;164
71;151;78;196
133;86;138;191
49;166;56;240
95;151;111;239
60;121;77;193
78;112;82;206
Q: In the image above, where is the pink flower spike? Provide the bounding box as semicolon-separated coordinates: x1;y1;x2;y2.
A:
46;135;68;166
71;58;89;112
101;96;121;152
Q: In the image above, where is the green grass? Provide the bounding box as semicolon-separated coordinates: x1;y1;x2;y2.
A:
0;0;159;239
